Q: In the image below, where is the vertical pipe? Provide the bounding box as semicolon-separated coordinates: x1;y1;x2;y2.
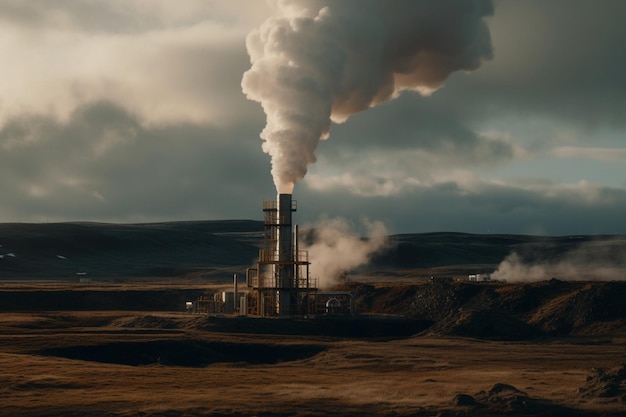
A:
277;193;293;314
278;194;293;264
294;224;299;288
233;273;238;313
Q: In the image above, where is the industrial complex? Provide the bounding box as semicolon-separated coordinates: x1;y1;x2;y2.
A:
190;194;353;317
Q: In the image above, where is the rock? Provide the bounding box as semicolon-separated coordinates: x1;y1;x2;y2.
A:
579;364;626;398
474;383;534;412
452;393;476;406
488;383;527;397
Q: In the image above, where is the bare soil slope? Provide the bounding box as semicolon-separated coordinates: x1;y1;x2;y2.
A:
345;279;626;339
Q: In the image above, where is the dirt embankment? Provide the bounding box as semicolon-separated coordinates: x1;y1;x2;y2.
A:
343;279;626;339
2;278;626;340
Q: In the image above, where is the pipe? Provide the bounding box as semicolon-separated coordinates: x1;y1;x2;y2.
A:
278;193;293;264
233;273;238;313
294;224;299;288
277;193;293;314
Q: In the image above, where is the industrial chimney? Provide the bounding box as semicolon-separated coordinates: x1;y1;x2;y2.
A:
246;194;317;316
277;193;294;314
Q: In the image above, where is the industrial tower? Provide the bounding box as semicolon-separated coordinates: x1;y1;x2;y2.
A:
246;194;318;316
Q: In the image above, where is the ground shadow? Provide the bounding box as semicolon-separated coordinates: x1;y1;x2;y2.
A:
37;340;326;367
204;315;433;339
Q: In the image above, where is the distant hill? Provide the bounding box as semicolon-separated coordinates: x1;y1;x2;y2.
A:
0;221;263;279
1;221;625;280
375;232;626;269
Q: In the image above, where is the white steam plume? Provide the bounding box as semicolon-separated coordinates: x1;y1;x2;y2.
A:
492;239;626;282
242;0;494;193
302;217;389;289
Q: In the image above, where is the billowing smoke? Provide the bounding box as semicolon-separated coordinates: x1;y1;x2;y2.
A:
492;240;626;282
301;217;389;289
242;0;494;193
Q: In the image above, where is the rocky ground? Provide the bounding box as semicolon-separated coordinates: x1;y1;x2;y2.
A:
1;279;626;416
344;278;626;339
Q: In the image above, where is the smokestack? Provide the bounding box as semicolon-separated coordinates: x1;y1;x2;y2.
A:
277;193;294;314
278;194;293;264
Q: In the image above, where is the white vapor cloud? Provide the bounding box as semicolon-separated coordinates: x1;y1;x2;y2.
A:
302;217;389;289
492;238;626;282
242;0;493;193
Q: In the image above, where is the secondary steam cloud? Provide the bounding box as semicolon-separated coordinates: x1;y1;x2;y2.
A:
492;239;626;282
242;0;494;193
302;217;389;289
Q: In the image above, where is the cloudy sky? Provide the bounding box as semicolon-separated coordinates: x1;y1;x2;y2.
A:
1;0;625;235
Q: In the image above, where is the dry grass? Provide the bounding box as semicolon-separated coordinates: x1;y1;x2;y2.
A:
1;308;625;417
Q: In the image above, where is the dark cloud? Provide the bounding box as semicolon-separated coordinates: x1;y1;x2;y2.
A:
328;93;516;164
296;181;626;236
459;0;626;127
0;102;273;222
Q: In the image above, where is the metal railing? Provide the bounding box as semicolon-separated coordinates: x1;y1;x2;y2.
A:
250;268;317;290
258;249;309;263
262;199;297;211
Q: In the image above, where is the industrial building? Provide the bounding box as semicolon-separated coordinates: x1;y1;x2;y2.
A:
188;194;353;316
246;194;319;316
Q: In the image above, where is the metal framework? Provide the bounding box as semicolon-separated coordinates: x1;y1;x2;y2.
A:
247;194;318;316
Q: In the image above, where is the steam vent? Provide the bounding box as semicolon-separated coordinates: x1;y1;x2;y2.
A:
246;194;318;316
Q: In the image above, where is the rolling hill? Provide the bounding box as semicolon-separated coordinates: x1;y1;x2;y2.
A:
0;221;262;279
1;220;625;280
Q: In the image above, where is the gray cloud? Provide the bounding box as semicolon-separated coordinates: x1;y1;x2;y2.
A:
295;180;626;235
0;102;273;222
0;1;266;128
0;0;624;236
460;0;626;128
328;93;516;159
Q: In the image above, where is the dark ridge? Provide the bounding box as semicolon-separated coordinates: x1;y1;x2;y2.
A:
372;232;626;268
0;289;203;312
2;221;625;279
0;220;263;279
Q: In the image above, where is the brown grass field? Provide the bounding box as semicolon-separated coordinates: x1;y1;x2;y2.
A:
1;281;626;417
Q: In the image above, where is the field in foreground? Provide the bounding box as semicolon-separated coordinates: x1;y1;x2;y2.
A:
1;281;626;416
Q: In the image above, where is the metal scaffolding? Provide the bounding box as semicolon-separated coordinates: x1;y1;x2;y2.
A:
247;194;318;316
